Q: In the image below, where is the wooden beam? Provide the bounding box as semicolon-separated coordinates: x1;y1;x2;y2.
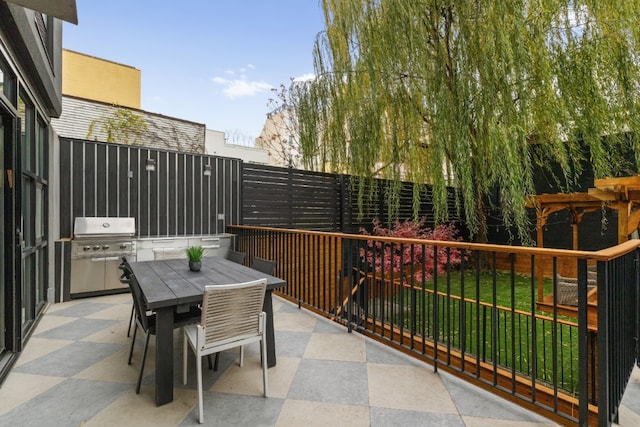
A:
594;175;640;190
587;188;617;201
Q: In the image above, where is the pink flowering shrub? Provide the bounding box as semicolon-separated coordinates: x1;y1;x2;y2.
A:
359;218;465;283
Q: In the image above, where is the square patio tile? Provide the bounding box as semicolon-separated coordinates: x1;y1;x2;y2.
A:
0;378;129;426
287;359;368;405
13;341;123;377
34;317;120;341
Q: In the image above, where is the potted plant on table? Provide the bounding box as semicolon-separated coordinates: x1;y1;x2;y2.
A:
186;246;205;272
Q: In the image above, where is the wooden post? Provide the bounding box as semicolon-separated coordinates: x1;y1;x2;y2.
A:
537;214;545;302
617;201;629;244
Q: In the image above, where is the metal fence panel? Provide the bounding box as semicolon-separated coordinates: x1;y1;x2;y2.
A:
58;138;241;238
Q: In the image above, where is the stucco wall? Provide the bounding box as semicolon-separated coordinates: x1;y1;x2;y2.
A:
205;129;269;164
62;49;141;109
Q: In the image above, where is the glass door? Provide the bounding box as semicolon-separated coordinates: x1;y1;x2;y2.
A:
0;111;6;356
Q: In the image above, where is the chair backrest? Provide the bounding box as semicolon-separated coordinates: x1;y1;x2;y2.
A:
198;279;267;349
251;256;276;276
119;258;133;283
227;249;246;265
128;274;151;332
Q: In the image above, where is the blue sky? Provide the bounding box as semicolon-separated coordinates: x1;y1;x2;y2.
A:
63;1;325;143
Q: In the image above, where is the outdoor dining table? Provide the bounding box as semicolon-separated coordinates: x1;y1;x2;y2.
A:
128;256;287;406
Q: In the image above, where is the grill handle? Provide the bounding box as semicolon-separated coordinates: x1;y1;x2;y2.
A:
89;256;122;262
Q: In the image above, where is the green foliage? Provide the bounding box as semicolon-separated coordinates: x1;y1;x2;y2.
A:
86;107;148;145
185;246;205;262
390;270;577;392
296;0;640;244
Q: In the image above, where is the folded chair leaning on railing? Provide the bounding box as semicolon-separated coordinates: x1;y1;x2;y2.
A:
183;279;268;424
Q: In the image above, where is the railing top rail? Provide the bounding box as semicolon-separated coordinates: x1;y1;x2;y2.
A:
228;225;640;261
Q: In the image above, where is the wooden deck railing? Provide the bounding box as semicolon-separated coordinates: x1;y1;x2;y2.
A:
228;225;640;426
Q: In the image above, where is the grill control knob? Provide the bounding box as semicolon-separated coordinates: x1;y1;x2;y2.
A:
83;245;91;251
93;245;100;250
119;244;127;249
102;245;110;250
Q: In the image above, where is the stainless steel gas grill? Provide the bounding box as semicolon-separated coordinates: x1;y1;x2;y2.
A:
70;217;137;296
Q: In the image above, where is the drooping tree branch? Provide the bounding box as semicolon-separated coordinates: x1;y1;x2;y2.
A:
296;0;640;243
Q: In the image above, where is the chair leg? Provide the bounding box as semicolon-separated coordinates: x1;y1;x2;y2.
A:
136;332;151;394
127;305;134;337
183;331;188;385
261;337;268;397
239;345;244;367
207;353;220;371
197;352;204;423
128;322;138;365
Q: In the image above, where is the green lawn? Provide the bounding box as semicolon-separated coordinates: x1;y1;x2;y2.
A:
358;268;581;394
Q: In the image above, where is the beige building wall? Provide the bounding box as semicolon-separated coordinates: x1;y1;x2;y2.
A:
62;49;141;108
205;129;269;164
256;109;303;168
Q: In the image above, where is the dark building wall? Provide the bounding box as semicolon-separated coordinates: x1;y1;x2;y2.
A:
0;2;63;115
0;1;67;386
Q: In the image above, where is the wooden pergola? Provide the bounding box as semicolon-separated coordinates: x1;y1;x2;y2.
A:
588;176;640;244
527;175;640;248
526;175;640;304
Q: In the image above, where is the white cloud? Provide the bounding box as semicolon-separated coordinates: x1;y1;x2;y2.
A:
211;76;273;98
224;79;272;98
293;73;315;82
212;65;274;99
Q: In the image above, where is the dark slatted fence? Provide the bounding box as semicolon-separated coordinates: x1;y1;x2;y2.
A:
242;163;465;235
241;164;341;231
58;138;242;238
59;138;464;238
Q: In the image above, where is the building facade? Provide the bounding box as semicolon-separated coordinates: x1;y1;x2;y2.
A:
205;128;269;164
255;108;303;169
62;49;141;109
0;0;76;384
53;95;207;153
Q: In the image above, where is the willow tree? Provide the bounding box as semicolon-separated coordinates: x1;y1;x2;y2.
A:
295;0;640;243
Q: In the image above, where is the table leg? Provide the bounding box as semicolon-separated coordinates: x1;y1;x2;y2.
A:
155;307;174;406
263;290;276;368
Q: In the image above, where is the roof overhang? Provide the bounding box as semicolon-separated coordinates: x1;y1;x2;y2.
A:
6;0;78;24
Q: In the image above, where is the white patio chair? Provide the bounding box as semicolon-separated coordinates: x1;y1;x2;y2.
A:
183;278;268;424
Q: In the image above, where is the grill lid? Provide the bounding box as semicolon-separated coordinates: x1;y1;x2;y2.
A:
73;217;136;239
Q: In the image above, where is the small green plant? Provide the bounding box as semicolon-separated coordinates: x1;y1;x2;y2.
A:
185;246;205;262
86;107;148;145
